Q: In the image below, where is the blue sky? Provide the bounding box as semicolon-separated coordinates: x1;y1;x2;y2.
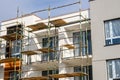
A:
0;0;89;21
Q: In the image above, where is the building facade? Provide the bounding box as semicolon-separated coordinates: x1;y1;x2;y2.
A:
0;10;92;80
0;0;119;80
90;0;120;80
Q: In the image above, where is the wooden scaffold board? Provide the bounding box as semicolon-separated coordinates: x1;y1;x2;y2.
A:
27;23;47;31
20;76;48;80
21;50;37;55
62;44;75;49
50;19;67;27
0;57;21;63
37;48;55;53
49;72;88;78
0;33;23;41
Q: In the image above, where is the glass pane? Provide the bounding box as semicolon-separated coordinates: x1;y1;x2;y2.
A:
12;40;21;53
42;71;48;76
113;38;120;44
82;32;86;56
74;66;81;80
112;19;120;37
73;31;92;56
42;36;58;61
73;32;80;56
9;71;19;80
42;53;48;61
107;60;120;79
108;61;113;78
105;21;110;38
87;31;92;55
115;60;120;78
74;66;81;72
106;39;112;45
89;65;93;80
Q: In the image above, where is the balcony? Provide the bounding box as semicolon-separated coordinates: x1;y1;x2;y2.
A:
62;55;92;67
31;59;59;71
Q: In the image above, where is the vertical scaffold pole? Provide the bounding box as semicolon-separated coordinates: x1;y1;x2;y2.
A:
14;7;19;80
48;5;51;80
79;0;84;80
85;16;90;80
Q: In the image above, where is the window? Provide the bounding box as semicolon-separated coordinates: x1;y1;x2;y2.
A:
6;39;21;58
74;66;93;80
105;19;120;45
11;40;21;57
42;70;58;80
73;30;92;56
5;25;22;58
107;59;120;80
7;25;22;34
42;36;58;61
9;71;19;80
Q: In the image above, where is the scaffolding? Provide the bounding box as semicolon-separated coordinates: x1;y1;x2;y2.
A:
0;0;92;80
0;21;23;80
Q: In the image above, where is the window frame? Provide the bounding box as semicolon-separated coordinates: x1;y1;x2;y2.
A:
104;18;120;46
106;59;120;80
42;36;58;61
73;30;92;56
74;65;93;80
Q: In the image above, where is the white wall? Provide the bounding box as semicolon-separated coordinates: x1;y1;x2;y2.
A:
21;65;41;78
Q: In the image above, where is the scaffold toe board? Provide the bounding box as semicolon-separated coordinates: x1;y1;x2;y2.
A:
21;50;37;55
0;58;21;63
0;33;23;41
50;19;67;27
49;72;88;78
62;44;75;49
37;48;55;53
27;23;47;31
20;76;48;80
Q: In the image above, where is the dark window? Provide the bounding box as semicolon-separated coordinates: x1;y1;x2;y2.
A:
9;71;19;80
42;70;58;80
105;19;120;46
42;36;58;61
7;25;22;34
42;71;48;76
74;66;93;80
73;30;92;56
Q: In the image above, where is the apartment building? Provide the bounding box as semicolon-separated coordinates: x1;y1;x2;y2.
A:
90;0;120;80
0;8;92;80
0;0;120;80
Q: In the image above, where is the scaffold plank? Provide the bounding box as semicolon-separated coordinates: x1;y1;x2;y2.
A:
49;72;88;78
0;58;21;63
62;44;75;49
37;48;55;53
20;76;48;80
28;23;47;31
50;19;67;27
21;50;37;55
0;33;23;41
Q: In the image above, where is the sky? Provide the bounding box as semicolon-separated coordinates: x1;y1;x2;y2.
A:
0;0;89;22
